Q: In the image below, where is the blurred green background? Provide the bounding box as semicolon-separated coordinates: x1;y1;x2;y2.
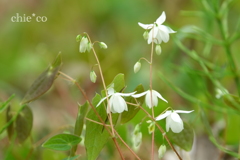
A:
1;0;240;159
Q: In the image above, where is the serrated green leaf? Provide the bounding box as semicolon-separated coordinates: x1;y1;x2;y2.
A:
167;122;194;151
6;106;14;139
85;93;118;160
21;54;62;104
121;84;145;124
62;155;80;160
0;94;15;113
15;105;33;143
42;134;82;151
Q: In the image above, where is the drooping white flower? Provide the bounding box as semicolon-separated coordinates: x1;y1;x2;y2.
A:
132;90;167;108
155;110;194;133
138;11;176;44
96;84;136;113
79;36;89;53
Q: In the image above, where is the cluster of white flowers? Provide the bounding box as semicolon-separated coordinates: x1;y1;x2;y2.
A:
80;11;193;158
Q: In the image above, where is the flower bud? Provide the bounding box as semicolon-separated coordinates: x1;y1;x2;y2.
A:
132;124;142;151
79;37;88;53
158;144;166;158
76;34;82;42
134;61;141;73
155;44;161;55
90;70;97;83
148;122;155;134
143;31;149;40
99;42;108;49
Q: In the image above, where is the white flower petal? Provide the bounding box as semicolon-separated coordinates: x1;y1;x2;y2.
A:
138;22;154;30
145;91;152;108
132;90;148;98
153;90;168;103
175;110;194;114
96;96;109;107
160;25;176;33
166;115;172;132
171;112;182;123
155;111;172;121
152;91;158;107
158;28;170;43
117;91;137;97
156;11;166;25
170;122;183;133
111;95;127;113
148;26;158;44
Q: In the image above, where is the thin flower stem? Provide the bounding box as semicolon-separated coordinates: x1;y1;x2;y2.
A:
84;33;115;137
150;35;155;160
139;57;151;64
114;131;141;160
59;71;125;158
134;103;182;160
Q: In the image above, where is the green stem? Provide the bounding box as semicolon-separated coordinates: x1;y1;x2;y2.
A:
216;17;240;95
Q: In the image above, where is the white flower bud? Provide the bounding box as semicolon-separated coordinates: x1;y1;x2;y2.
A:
90;70;97;83
143;31;149;40
99;42;108;49
132;124;142;151
158;144;166;158
134;61;141;73
79;37;88;53
155;44;161;55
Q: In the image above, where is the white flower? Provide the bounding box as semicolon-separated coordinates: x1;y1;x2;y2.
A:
138;11;176;44
96;84;136;113
79;37;89;53
132;90;167;108
155;110;194;133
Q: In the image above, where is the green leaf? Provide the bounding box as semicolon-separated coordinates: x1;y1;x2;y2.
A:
42;134;82;151
121;84;145;124
71;102;89;155
110;73;125;92
62;155;80;160
15;105;33;143
0;94;15;113
167;122;194;151
21;53;62;104
225;114;240;144
85;94;114;160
